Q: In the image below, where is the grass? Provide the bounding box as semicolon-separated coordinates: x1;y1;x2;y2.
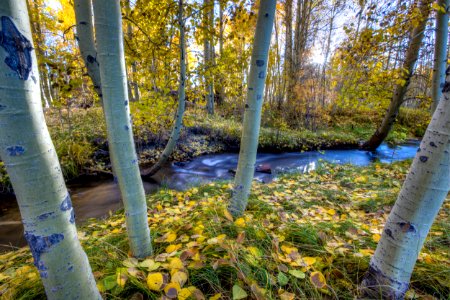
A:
0;161;448;299
0;105;427;191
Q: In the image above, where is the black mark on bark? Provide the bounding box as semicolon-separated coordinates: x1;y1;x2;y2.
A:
0;16;33;80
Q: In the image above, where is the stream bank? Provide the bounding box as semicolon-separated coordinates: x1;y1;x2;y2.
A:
0;141;420;252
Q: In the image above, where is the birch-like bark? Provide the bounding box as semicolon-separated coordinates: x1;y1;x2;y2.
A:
92;0;152;257
283;0;293;110
431;0;449;114
143;0;186;178
125;0;140;102
204;0;214;115
362;0;432;151
0;1;100;299
216;0;226;106
360;65;450;299
74;0;102;99
228;0;276;217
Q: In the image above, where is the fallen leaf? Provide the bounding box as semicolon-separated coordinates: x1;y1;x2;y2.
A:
232;284;248;299
171;271;188;287
277;272;289;286
146;272;164;291
310;271;327;289
164;282;181;298
279;291;296;300
289;269;306;279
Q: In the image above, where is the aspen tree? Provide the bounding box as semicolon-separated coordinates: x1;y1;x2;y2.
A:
74;0;102;99
0;1;100;298
360;65;450;299
92;0;152;257
363;0;432;150
431;0;449;114
143;0;187;177
228;0;276;217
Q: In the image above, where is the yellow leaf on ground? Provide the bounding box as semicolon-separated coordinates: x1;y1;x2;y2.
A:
179;286;197;300
234;218;246;227
303;257;317;266
358;249;374;256
280;291;296;300
372;234;381;242
247;246;263;258
327;209;336;216
169;257;184;270
310;271;327;289
354;176;368;183
209;293;222;300
116;268;128;288
164;282;181;298
224;209;234;221
281;245;298;255
166;232;177;243
146;272;164;291
171;271;188;287
166;244;182;253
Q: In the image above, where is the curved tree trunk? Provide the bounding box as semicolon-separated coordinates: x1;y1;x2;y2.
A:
431;0;449;114
362;0;432;151
228;0;276;217
92;0;152;258
74;0;102;99
360;65;450;299
0;2;100;299
143;0;186;178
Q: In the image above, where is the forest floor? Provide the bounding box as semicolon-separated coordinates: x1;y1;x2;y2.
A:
1;160;448;299
0;106;427;192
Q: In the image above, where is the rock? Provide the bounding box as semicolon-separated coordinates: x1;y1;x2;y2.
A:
255;164;272;174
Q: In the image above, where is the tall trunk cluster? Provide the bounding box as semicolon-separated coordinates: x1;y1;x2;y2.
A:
27;0;53;108
92;0;152;257
362;0;432;151
0;1;100;298
284;0;315;106
360;65;450;299
228;0;276;217
143;0;187;178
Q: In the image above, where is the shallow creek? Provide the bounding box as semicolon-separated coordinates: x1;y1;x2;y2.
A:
0;141;420;251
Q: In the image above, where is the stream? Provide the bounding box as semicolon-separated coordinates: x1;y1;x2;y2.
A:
0;141;420;252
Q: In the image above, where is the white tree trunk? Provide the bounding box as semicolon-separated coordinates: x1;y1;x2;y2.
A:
92;0;152;258
144;0;186;178
0;1;100;299
431;0;449;114
228;0;276;217
360;65;450;299
204;0;214;115
74;0;102;99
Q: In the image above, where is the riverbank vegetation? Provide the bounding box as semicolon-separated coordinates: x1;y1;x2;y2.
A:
1;161;448;299
0;105;428;192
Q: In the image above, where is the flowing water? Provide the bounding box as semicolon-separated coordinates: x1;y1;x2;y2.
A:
0;141;420;252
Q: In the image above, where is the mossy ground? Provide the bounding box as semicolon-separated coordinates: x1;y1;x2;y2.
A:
1;161;448;299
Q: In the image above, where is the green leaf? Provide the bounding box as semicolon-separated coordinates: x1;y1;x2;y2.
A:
289;269;306;279
232;284;248;300
103;275;117;290
277;272;289;286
